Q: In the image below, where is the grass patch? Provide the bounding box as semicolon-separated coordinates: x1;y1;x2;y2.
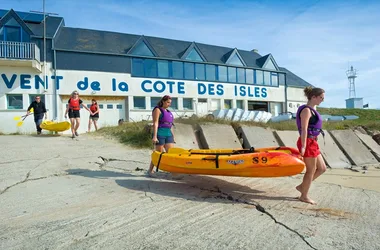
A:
96;121;152;148
95;107;380;149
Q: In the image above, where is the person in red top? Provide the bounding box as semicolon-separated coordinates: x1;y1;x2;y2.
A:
64;90;92;138
88;99;99;132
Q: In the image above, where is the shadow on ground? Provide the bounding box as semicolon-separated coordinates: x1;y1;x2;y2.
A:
66;168;298;204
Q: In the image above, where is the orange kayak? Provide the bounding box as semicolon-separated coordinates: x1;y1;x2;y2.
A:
151;147;305;177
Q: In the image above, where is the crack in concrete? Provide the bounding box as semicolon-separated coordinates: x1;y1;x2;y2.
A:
98;156;148;166
0;155;61;195
0;159;39;165
0;168;91;195
194;186;318;250
96;156;149;174
362;189;370;199
0;155;94;165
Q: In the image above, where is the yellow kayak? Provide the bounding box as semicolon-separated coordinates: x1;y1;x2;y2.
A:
151;147;305;178
40;120;71;132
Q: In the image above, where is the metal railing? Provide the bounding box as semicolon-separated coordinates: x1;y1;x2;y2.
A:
0;41;40;62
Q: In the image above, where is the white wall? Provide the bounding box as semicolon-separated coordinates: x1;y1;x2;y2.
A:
287;87;307;113
1;65;301;134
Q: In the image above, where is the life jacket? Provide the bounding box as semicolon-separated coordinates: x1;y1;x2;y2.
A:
296;104;324;137
69;98;80;111
90;104;98;112
153;106;174;128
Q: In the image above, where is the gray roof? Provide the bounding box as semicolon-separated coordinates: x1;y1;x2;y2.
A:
55;27;266;69
0;9;64;38
55;27;141;54
279;67;313;88
27;16;64;38
0;8;312;88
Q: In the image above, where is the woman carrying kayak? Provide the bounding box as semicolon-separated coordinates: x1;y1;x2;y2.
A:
295;86;327;205
147;95;176;177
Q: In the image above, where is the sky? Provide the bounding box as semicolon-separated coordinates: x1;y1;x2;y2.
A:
2;0;380;108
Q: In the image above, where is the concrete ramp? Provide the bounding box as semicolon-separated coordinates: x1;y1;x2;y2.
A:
354;130;380;161
330;130;379;167
319;132;351;169
197;123;242;149
275;130;352;168
237;126;279;149
274;130;298;148
173;123;199;149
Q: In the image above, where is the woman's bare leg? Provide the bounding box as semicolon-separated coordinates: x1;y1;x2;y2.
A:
297;157;317;204
70;118;76;136
74;118;80;132
148;144;164;177
88;119;92;132
296;154;326;192
313;154;327;180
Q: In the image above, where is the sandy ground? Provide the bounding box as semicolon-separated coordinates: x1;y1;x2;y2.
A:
0;134;380;250
317;168;380;193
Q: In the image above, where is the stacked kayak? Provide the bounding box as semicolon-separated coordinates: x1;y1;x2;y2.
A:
151;146;305;178
40;120;71;132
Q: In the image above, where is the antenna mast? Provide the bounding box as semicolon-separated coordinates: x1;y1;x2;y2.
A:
346;65;357;99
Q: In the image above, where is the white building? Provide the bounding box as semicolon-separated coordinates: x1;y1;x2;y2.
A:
0;8;310;134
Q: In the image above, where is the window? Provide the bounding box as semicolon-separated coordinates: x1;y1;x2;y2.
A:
7;94;23;109
210;99;220;110
245;69;254;84
195;63;205;80
5;26;21;42
116;104;123;109
107;104;113;109
228;67;237;83
186;48;203;62
0;17;30;42
236;100;244;109
171;61;184;79
183;98;193;110
227;52;244;66
206;64;216;81
264;71;271;86
99;104;104;109
130;41;154;57
279;73;285;85
145;59;157;77
151;97;161;108
133;97;146;109
265;59;277;70
171;97;178;110
255;70;264;85
237;68;245;83
271;73;278;86
184;62;194;80
158;60;169;78
132;58;144;77
218;66;227;82
224;99;232;109
29;94;45;104
130;57;282;87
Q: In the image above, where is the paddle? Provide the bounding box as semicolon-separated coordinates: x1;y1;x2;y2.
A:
14;113;31;121
14;108;34;121
16;112;33;127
